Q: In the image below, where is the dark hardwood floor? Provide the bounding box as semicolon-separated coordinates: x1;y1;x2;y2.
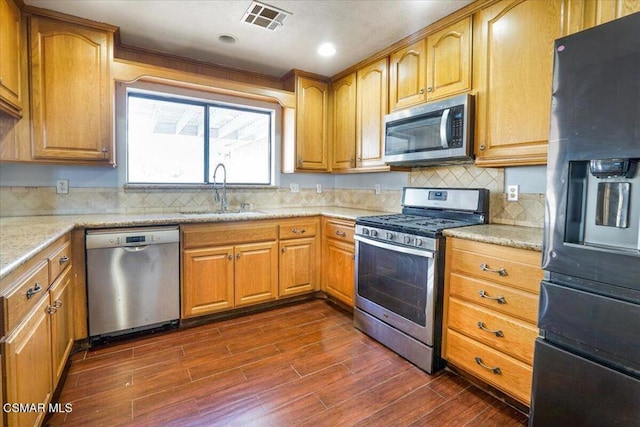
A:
46;299;528;426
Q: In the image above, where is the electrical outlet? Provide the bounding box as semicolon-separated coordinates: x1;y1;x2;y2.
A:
316;184;322;194
56;179;69;194
374;184;381;195
507;184;519;202
289;183;300;193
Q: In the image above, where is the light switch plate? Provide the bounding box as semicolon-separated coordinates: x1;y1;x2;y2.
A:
316;184;322;194
290;183;300;193
374;184;381;195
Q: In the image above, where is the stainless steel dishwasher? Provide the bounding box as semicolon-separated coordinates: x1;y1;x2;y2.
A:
86;226;180;340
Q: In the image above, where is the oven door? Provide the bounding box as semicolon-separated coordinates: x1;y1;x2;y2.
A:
355;235;437;345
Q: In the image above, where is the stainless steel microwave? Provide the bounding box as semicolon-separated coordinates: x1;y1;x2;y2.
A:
383;94;474;166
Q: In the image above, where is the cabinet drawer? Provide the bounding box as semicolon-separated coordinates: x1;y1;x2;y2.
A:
446;329;533;405
182;221;278;248
279;219;318;239
3;260;49;334
448;297;537;364
449;272;539;324
449;239;542;293
324;219;354;243
48;240;72;284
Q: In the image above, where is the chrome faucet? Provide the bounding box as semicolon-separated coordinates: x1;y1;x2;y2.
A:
212;163;227;211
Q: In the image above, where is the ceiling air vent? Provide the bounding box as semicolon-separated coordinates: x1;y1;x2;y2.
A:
242;1;291;31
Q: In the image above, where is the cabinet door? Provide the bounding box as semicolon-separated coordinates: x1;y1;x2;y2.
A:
0;0;22;117
426;16;472;101
182;246;234;318
592;0;640;25
330;72;357;171
279;237;318;297
389;39;427;111
323;239;355;307
356;58;388;169
4;296;53;427
29;16;114;164
49;267;74;389
296;76;328;171
235;241;278;306
473;0;564;166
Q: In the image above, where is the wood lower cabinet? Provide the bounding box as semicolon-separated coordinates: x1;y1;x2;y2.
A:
322;217;355;306
443;237;542;406
1;233;74;427
49;267;74;389
3;296;52;427
181;221;280;318
0;0;22;117
29;15;115;165
182;246;234;317
278;217;320;297
234;241;278;306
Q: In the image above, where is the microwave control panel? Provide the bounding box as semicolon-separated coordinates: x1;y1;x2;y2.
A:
450;106;464;147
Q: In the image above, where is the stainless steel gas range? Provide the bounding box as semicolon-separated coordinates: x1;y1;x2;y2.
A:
354;187;489;373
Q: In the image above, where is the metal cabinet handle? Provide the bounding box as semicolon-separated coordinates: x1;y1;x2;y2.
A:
59;255;69;264
477;321;504;337
480;263;507;276
292;228;306;234
281;247;287;253
26;283;43;299
46;305;57;315
54;300;63;309
227;254;233;261
419;88;425;94
236;253;241;260
478;290;506;304
427;87;433;93
475;357;501;375
336;230;347;237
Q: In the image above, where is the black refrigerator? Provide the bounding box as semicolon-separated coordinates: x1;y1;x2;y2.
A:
529;12;640;426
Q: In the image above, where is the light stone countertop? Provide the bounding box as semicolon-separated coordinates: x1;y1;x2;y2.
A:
443;224;543;252
0;207;393;281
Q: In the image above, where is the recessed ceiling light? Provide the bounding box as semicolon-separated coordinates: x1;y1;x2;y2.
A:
317;42;336;57
218;34;238;44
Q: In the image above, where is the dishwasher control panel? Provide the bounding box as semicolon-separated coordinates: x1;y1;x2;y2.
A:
86;226;180;249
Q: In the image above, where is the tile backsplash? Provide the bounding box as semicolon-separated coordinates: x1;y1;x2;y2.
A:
0;165;544;228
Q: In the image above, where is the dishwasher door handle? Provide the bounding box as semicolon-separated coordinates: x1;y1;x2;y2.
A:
122;245;150;252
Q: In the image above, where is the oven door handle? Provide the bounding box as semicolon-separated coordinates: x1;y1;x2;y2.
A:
355;235;434;258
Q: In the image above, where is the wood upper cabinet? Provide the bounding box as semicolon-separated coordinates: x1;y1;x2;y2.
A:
29;15;115;164
330;72;357;171
389;17;471;111
389;39;427;111
0;0;22;117
295;75;329;171
426;16;472;101
356;58;388;169
473;0;565;167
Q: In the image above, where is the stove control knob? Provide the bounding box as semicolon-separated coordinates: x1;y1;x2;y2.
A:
362;228;370;236
415;238;423;247
403;236;411;244
386;232;394;240
370;230;378;237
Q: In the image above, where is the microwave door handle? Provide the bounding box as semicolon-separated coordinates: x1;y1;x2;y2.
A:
440;108;451;148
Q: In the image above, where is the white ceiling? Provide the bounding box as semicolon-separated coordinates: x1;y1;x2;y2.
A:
24;0;474;78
